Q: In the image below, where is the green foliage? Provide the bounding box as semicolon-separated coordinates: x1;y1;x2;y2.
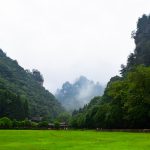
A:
54;121;60;129
0;117;50;129
70;97;102;128
32;69;44;85
56;112;71;123
72;14;150;129
121;14;150;75
0;89;28;120
38;121;49;128
0;117;12;129
0;49;64;120
123;66;150;128
0;117;39;129
72;66;150;129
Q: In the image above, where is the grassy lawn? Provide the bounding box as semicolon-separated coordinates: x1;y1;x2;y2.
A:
0;130;150;150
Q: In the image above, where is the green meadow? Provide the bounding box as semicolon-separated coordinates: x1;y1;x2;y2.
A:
0;130;150;150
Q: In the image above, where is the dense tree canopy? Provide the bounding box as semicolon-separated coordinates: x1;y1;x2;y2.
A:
0;88;28;120
71;66;150;129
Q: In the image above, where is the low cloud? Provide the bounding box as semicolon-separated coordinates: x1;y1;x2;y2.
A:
55;76;105;111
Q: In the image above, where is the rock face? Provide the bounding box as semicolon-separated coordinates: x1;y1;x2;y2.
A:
55;76;104;111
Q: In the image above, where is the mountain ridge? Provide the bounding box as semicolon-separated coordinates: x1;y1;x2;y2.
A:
0;49;64;120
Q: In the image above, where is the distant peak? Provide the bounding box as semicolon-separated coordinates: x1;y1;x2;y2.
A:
79;75;87;80
62;81;72;89
75;76;88;83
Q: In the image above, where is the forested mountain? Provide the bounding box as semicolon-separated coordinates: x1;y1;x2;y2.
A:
71;14;150;129
121;14;150;75
55;76;104;111
0;50;64;120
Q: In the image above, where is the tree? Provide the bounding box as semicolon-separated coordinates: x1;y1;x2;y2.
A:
71;14;150;129
121;14;150;75
32;69;44;85
123;66;150;128
0;49;64;120
54;121;60;129
38;121;48;128
0;89;29;120
0;117;12;129
57;112;71;123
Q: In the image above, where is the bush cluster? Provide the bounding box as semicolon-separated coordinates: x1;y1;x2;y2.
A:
0;117;49;129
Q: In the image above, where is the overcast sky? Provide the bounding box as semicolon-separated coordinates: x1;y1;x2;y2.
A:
0;0;150;93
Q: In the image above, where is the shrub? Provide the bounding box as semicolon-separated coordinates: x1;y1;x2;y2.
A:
0;117;12;129
38;121;49;128
54;121;60;129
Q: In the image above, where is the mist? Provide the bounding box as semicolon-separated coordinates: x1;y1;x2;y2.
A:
55;76;104;111
0;0;150;93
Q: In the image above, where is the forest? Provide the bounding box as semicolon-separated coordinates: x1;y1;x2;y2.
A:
0;14;150;129
70;14;150;129
0;50;64;121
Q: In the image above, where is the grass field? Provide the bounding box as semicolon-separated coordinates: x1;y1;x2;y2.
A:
0;130;150;150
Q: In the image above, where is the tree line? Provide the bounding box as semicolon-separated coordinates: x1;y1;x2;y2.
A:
0;117;67;129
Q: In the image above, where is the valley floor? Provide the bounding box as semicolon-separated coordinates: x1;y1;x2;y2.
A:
0;130;150;150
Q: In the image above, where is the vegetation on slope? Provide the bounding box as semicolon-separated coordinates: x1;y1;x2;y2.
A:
71;14;150;129
0;50;64;120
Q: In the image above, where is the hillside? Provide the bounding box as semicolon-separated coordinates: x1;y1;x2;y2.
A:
121;14;150;75
55;76;104;111
0;49;64;120
71;14;150;129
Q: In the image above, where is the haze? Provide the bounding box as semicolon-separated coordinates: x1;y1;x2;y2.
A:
0;0;150;93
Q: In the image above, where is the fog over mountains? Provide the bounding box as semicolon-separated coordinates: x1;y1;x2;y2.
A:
55;76;104;111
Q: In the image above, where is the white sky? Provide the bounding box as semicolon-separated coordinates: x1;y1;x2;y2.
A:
0;0;150;93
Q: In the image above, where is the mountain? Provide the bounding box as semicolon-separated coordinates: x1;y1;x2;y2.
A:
55;76;104;111
121;14;150;75
0;49;64;120
71;14;150;129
